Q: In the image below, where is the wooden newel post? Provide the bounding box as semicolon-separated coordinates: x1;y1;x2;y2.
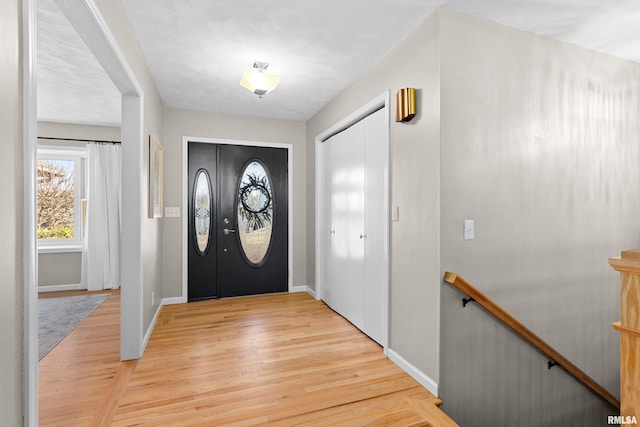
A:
609;249;640;418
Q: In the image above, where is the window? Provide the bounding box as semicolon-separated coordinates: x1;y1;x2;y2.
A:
37;146;87;251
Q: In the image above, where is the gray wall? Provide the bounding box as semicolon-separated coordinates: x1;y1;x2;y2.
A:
438;9;639;425
1;0;23;422
38;121;120;142
307;15;442;385
37;122;120;288
161;108;307;299
38;253;81;287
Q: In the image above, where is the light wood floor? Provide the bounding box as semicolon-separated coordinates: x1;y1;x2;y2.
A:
39;291;457;426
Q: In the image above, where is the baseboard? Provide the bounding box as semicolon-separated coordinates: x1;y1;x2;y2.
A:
306;286;318;299
162;297;183;305
289;285;306;293
289;285;318;299
143;301;163;350
38;283;84;292
388;348;439;397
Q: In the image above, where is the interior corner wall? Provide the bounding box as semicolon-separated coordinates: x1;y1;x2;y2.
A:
306;14;441;385
94;0;165;334
161;108;307;299
0;0;23;423
438;9;640;425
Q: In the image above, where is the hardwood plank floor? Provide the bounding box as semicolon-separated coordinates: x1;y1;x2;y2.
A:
39;289;127;427
39;291;457;426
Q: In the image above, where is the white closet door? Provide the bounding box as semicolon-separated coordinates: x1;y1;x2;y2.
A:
321;105;387;345
324;124;365;330
362;108;387;344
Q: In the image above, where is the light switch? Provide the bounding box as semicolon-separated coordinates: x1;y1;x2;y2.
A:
392;206;400;222
165;206;180;218
463;220;474;240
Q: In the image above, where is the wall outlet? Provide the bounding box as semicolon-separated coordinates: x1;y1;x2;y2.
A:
152;291;155;306
165;206;180;217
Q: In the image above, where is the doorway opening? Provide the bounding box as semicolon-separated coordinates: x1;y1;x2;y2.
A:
24;0;146;423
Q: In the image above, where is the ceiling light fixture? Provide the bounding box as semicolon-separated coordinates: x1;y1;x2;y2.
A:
240;61;280;98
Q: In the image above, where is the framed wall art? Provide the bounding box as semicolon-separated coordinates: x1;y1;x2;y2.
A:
149;134;164;218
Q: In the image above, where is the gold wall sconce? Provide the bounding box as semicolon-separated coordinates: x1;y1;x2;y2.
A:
395;88;416;122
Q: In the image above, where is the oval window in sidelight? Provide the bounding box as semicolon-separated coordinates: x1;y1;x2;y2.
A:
193;169;212;255
237;161;273;265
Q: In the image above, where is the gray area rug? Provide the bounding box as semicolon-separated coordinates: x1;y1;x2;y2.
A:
38;293;109;361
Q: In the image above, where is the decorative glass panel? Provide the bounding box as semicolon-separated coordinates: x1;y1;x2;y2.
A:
193;170;212;255
237;161;273;265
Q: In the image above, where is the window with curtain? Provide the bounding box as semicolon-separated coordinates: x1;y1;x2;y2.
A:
37;146;87;251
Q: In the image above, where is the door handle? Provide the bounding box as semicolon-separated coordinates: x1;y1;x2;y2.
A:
360;234;367;239
223;228;236;235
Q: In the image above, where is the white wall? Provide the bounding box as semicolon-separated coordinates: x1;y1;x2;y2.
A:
307;15;441;386
438;9;640;425
161;108;307;299
1;0;23;423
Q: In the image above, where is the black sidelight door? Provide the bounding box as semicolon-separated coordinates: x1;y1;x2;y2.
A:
187;141;288;300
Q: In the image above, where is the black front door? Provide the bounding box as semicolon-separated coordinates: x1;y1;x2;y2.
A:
188;142;288;300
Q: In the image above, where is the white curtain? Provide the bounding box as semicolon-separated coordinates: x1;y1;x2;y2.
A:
81;143;122;291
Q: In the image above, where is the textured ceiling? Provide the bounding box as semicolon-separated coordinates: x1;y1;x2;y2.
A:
36;0;640;127
118;0;446;121
37;0;121;127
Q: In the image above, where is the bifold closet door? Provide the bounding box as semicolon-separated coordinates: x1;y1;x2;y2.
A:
322;106;387;346
324;123;365;331
362;108;386;345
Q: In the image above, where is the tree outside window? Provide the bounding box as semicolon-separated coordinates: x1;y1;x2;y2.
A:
37;159;75;239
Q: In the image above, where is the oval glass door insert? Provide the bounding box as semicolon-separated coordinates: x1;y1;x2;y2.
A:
193;169;212;255
237;161;273;265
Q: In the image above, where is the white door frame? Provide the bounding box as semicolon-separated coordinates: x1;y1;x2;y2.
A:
23;0;145;423
181;136;294;302
315;91;391;352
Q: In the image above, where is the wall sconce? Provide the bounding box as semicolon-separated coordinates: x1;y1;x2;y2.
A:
240;61;280;98
395;88;416;122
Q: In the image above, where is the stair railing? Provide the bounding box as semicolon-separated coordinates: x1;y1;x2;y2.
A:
443;272;620;410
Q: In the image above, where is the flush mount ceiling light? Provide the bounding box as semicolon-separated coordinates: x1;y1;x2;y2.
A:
240;61;280;98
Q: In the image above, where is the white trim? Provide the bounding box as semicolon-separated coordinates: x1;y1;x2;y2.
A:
162;297;183;306
38;245;83;254
23;0;39;424
182;137;294;302
314;91;391;352
143;299;162;349
289;285;307;293
36;150;85;248
38;283;84;293
315;93;390;143
306;286;318;300
388;348;439;397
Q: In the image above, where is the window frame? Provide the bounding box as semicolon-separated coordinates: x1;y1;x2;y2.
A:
37;145;87;253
